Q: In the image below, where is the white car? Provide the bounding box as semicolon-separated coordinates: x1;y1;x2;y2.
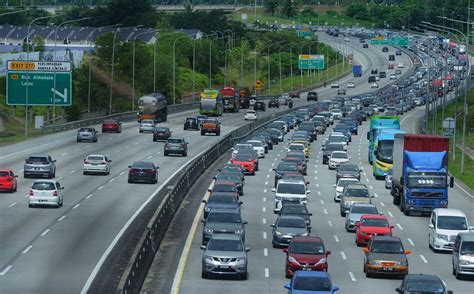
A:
389;74;397;80
385;168;393;189
139;119;155;133
244;110;257;120
371;82;379;88
28;180;64;208
83;154;111;175
272;180;310;213
429;208;473;252
330;109;343;120
331;82;340;88
279;93;290;105
397;63;404;68
334;178;359;202
344;37;350;42
347;82;355;88
246;140;265;158
328;151;350;170
288;143;306;153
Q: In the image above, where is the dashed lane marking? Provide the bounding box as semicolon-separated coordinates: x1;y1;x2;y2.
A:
98;185;104;190
408;238;415;246
22;245;33;254
262;218;266;224
265;268;269;278
263;189;267;193
396;223;404;230
420;255;428;263
0;265;13;276
109;178;114;183
264;248;268;256
334;235;340;242
369;185;373;190
340;251;347;260
349;272;357;282
263;197;266;202
388;211;394;218
317;191;321;196
41;229;50;237
323;209;328;215
8;202;16;208
58;215;67;222
320;199;325;205
380;202;385;207
61;152;68;156
86;194;93;199
263;232;267;239
70;170;76;174
262;207;266;212
17;169;23;173
73;204;80;210
328;221;333;227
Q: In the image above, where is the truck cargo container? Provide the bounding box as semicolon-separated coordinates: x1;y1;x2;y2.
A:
352;65;362;77
391;134;454;216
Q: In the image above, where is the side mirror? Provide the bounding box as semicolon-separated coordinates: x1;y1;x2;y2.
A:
53;160;57;163
61;187;65;190
307;226;312;230
213;176;217;180
245;247;251;252
271;188;276;192
14;175;18;178
242;220;248;225
395;288;402;293
272;168;276;172
284;284;291;290
282;248;288;253
207;189;212;193
270;224;275;227
84;159;86;162
366;131;370;140
363;247;369;253
306;181;310;185
326;250;331;255
333;286;340;292
201;219;205;223
25;159;28;163
156;166;159;169
200;245;206;250
390;225;395;229
108;160;112;162
308;213;313;216
355;222;360;227
333;184;336;187
307;190;311;194
428;223;434;229
202;200;207;204
238;201;243;205
370;195;375;198
128;165;132;168
405;249;412;254
450;176;454;188
447;291;453;294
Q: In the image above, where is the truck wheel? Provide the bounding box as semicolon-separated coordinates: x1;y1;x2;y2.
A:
201;131;205;136
216;131;220;136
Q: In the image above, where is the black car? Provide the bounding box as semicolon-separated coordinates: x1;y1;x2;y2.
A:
307;91;318;101
363;43;369;48
396;274;453;294
382;46;389;52
153;127;172;141
202;192;242;218
279;204;312;226
322;143;345;164
379;71;387;79
128;161;158;184
371;68;378;75
201;208;247;245
254;101;266;111
389;54;395;61
215;172;245;195
273;162;300;187
336;163;361;182
184;117;199;130
268;99;280;108
164;138;188;156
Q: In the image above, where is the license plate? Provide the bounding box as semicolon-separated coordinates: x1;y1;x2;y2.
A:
92;163;98;166
302;268;312;271
219;266;230;269
39;200;47;203
382;267;393;271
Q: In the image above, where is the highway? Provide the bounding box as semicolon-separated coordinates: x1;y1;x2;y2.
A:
166;36;456;294
0;34;406;293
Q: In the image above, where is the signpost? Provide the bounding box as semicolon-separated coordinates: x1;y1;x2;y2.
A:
297;31;312;38
298;55;325;70
370;36;409;46
6;61;72;106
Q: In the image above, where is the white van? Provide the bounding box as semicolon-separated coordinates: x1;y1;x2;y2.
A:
452;232;474;279
428;208;472;252
272;180;310;213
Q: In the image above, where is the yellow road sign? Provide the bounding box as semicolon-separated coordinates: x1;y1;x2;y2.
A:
256;80;263;90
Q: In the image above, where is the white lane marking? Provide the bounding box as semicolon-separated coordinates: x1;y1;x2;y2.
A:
265;268;269;278
317;191;321;196
266;174;270;178
264;248;268;256
396;223;404;230
374;193;378;198
134;142;139;145
125;145;130;149
420;255;428;264
328;221;333;227
408;238;415;246
41;229;50;236
262;207;266;212
315;170;318;174
363;172;367;176
265;181;268;185
323;209;328;215
70;169;76;174
119;171;125;176
349;272;357;282
57;176;63;180
147;155;153;159
263;197;266;202
17;169;23;173
315;165;318;169
263;188;267;193
360;167;364;170
380;202;385;207
58;215;67;222
320;199;325;205
454;181;474;199
73;204;80;210
115;149;121;153
109;178;115;183
8;202;17;208
268;168;272;172
0;265;13;276
366;178;370;182
98;185;104;190
315;176;318;180
316;183;319;188
22;245;33;254
86;194;93;199
369;185;373;190
262;218;267;224
263;232;267;239
108;137;113;141
61;152;68;156
340;251;347;260
334;235;340;243
388;211;394;218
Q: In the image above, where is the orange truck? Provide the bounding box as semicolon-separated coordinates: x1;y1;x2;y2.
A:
201;119;221;136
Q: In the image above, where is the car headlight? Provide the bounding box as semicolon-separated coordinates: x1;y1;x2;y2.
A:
459;259;471;265
204;207;211;211
344;201;351;207
235;257;246;262
316;258;327;265
275;230;283;236
204;228;214;234
436;233;448;241
204;255;213;263
288;256;299;264
235;229;244;234
368;260;381;265
396;261;408;266
300;232;309;237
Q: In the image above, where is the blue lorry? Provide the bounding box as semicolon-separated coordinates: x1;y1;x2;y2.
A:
352;65;362;77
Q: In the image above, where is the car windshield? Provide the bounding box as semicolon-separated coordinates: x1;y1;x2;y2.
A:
26;157;49;164
207;212;241;223
155;127;169;132
281;205;307;215
290;242;325;255
405;279;444;293
167;139;183;144
338;165;358;172
345;188;369;197
0;171;9;177
277;163;299;172
277;183;306;194
87;156;104;161
141;120;154;125
371;240;404;254
332;152;347;159
214;184;236;193
289;145;304;151
80;128;93;132
209;195;236;204
351;206;378;214
362;218;389;227
376;140;394;163
329;136;345;143
407;172;447;188
293;277;331;291
437;216;468;230
216;173;240;181
32;182;56;190
278;218;306;228
207;239;243;252
461;241;474;255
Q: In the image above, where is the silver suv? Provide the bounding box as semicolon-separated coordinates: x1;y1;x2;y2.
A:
24;155;56;179
201;234;250;280
76;127;98;143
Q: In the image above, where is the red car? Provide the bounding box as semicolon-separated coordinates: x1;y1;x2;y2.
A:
289;91;300;99
355;215;393;246
0;169;18;192
388;64;395;70
283;236;330;278
230;154;256;175
102;119;122;133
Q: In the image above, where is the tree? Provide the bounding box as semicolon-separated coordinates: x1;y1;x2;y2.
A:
281;0;298;18
33;36;45;52
264;0;279;16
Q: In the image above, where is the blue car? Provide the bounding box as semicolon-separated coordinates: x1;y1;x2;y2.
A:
284;271;339;294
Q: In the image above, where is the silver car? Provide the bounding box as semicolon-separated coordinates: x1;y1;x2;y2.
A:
76;127;98;143
344;203;380;232
28;180;64;208
385;168;393;189
201;234;250;280
83;154;111;175
24;155;56;179
139;119;155;133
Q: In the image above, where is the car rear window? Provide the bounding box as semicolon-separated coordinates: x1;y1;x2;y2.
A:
216;173;240;181
32;182;56;190
132;161;153;169
371;240;404;254
80;128;94;132
155;127;169;132
167;139;184;144
27;157;49;164
87;156;104;161
104;120;117;124
0;171;10;177
207;212;241;223
208;195;236;204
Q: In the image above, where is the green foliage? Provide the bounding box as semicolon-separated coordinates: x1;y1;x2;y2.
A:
264;0;279;16
302;7;317;17
33;36;45;52
281;0;298;18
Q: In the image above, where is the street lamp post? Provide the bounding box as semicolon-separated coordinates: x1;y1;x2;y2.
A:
154;31;181;92
267;41;284;93
24;14;61;139
133;29;155;111
53;17;89;122
173;34;190;105
278;43;291;92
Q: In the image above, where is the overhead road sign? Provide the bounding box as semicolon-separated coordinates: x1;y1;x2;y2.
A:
370;36;409;46
6;60;72;106
298;55;325;70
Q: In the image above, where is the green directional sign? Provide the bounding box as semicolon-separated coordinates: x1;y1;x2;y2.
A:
390;36;409;46
371;39;389;45
6;60;72;106
298;55;325;70
297;31;312;38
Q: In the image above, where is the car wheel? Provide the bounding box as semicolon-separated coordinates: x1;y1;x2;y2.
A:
77;139;80;143
340;211;345;217
28;203;33;208
128;179;133;184
83;171;87;175
139;130;143;133
452;265;456;276
201;271;208;279
13;183;17;192
183;152;187;157
455;269;463;280
216;131;220;136
201;131;205;136
240;272;248;280
164;151;168;156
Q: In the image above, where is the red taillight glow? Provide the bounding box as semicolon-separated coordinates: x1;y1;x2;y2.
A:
144;169;156;174
29;190;33;196
6;177;13;182
129;168;138;174
53;191;58;197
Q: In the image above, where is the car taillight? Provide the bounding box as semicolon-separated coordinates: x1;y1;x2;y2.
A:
53;191;58;197
145;169;156;174
6;177;13;182
100;162;106;165
29;190;33;196
84;161;90;164
129;168;138;174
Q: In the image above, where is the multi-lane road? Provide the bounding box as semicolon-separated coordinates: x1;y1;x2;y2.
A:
0;33;414;293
